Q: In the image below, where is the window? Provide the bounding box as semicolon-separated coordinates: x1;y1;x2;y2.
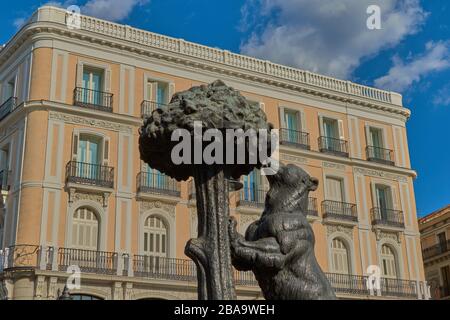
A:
0;147;10;190
331;238;350;274
77;134;103;180
2;77;16;103
375;184;394;219
145;81;169;106
70;294;102;300
368;127;384;149
142;163;166;189
438;232;447;251
243;169;262;202
143;216;168;271
81;67;104;105
72;207;99;250
380;244;398;278
326;177;345;202
323;118;339;140
284;109;300;142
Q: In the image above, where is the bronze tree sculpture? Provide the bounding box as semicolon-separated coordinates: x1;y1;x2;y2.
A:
229;164;336;300
139;80;274;300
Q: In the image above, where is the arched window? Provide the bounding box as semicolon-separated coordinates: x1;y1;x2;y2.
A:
72;207;99;250
70;294;102;300
381;244;398;278
331;238;351;274
143;216;168;258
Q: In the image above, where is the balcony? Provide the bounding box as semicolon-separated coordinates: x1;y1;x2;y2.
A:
371;208;405;229
133;255;196;281
236;188;266;209
318;136;349;157
322;200;358;223
66;161;114;189
1;246;428;299
0;97;17;121
366;146;395;166
141;100;168;118
58;247;118;275
307;197;319;217
73;87;113;113
137;172;181;198
422;240;450;260
280;128;310;150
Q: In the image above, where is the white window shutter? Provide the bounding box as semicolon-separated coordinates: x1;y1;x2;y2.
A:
365;125;372;146
103;137;110;165
279;107;286;128
392;187;399;210
152;82;158;102
72;132;79;161
259;102;265;112
300;110;307;132
319;116;324;136
338;119;345;140
76;62;83;87
105;68;111;92
168;82;175;103
145;81;153;101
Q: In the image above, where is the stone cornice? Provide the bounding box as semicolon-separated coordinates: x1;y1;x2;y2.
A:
0;6;411;122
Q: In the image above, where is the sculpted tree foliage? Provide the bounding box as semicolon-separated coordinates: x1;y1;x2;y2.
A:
139;80;274;300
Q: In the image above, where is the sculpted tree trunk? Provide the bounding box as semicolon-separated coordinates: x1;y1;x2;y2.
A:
186;167;235;299
139;80;273;300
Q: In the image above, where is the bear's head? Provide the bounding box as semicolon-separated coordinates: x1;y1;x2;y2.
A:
264;164;318;214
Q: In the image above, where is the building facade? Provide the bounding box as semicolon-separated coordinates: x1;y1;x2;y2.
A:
419;205;450;300
0;6;428;300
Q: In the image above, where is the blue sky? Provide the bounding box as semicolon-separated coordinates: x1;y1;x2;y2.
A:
2;0;449;217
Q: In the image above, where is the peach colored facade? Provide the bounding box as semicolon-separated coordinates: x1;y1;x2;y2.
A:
0;6;428;300
419;205;450;300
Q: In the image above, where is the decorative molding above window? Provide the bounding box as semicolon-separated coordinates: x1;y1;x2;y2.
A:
139;200;176;220
49;111;133;133
353;167;408;183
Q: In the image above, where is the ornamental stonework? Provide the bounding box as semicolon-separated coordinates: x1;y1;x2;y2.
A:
353;167;408;183
326;225;353;239
281;154;307;165
323;161;346;171
68;189;109;207
139;200;176;219
49;111;133;133
374;229;401;244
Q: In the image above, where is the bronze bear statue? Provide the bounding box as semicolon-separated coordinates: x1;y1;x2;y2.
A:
229;164;336;300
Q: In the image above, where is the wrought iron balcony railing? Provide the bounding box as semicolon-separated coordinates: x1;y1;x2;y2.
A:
237;187;266;208
371;207;405;228
422;240;450;260
322;200;358;222
1;246;425;299
66;161;114;189
133;255;196;281
58;247;118;275
137;172;181;197
141;100;168;118
318;136;349;157
0;97;17;121
280;128;310;150
366;146;395;166
307;197;319;217
0;170;10;191
0;245;41;272
74;87;113;112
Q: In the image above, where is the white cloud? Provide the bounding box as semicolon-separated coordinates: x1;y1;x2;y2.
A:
374;41;450;92
82;0;149;22
13;17;26;30
240;0;427;79
433;84;450;107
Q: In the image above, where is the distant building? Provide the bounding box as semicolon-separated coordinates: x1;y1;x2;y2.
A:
0;6;428;300
419;205;450;300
